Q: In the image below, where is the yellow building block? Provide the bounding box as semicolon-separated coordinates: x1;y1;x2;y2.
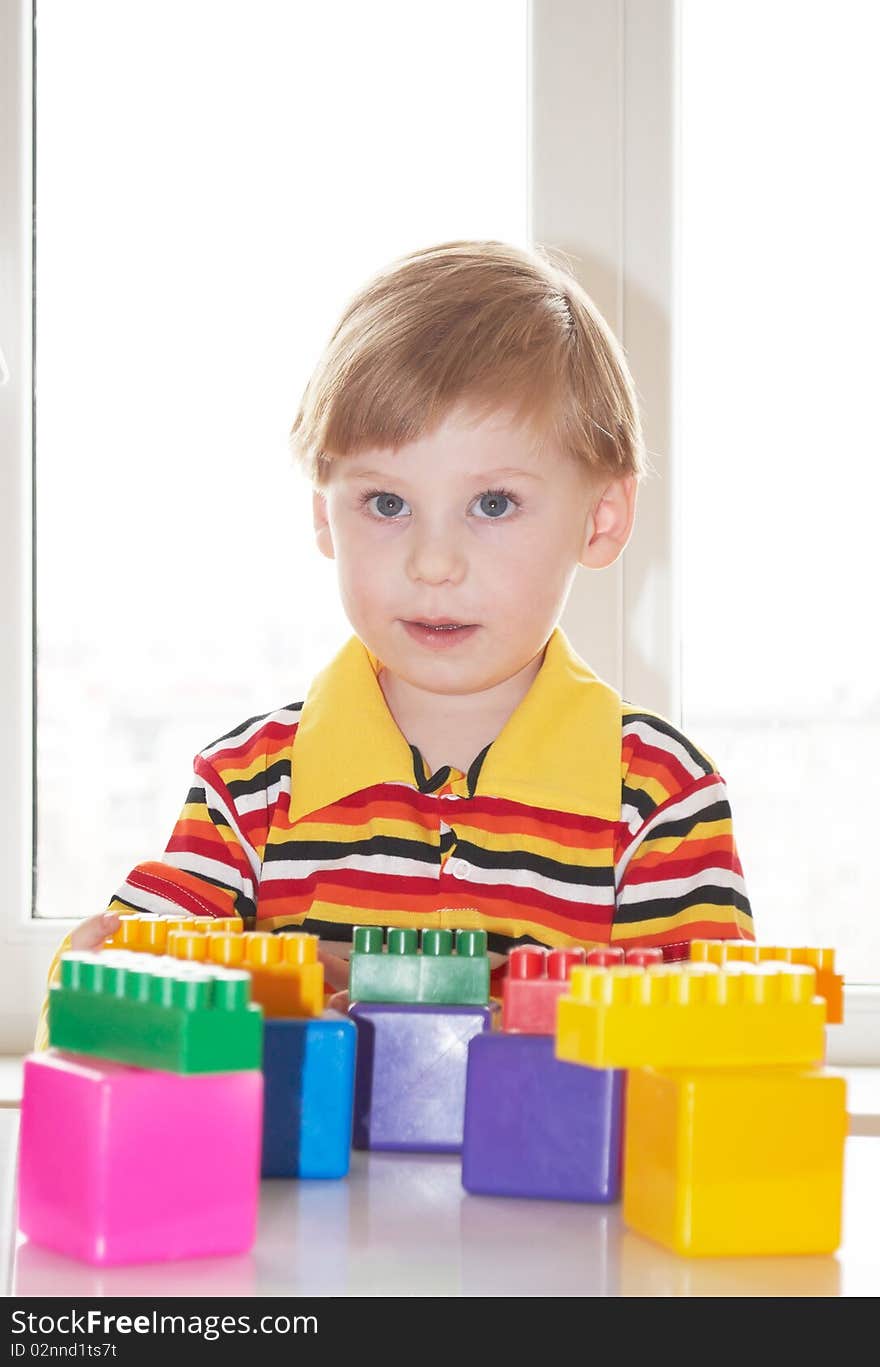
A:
106;913;244;954
623;1064;847;1255
689;939;844;1024
167;929;324;1019
556;961;826;1069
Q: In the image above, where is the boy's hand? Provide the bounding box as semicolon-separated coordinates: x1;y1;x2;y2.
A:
317;943;352;993
69;911;121;952
327;990;350;1013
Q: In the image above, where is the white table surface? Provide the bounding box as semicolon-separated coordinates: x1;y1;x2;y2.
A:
2;1111;878;1298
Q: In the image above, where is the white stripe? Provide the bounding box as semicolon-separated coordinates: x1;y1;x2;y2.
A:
113;883;197;917
234;776;288;816
262;852;432;882
445;860;616;908
163;850;254;900
622;719;710;784
199;705;302;761
262;849;615;909
618;866;748;905
615;778;729;887
620;799;646;836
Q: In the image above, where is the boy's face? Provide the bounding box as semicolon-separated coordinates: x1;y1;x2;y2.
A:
313;403;636;703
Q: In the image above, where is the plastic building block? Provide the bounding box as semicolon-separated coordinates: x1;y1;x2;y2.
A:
616;947;664;967
105;912;244;955
48;950;263;1073
501;947;587;1033
585;948;625;966
350;1001;498;1151
461;1032;624;1201
261;1011;357;1178
167;929;324;1018
502;945;664;1033
622;1063;847;1255
689;939;844;1024
349;926;490;1005
18;1049;263;1265
556;961;826;1070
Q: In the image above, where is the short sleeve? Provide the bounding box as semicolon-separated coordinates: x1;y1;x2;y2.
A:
612;711;754;959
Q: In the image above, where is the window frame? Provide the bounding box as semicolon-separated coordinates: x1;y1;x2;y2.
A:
1;0;876;1060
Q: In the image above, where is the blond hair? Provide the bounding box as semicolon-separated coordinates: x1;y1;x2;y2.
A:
290;239;648;487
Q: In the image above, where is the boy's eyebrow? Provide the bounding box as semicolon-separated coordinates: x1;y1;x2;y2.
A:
344;466;544;482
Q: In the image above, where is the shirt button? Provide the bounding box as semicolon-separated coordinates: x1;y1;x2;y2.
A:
447;858;469;878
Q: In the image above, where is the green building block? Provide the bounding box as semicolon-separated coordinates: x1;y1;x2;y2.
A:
48;950;263;1073
348;927;490;1005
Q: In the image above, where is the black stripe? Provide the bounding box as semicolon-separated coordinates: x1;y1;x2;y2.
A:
621;784;657;823
410;745;451;794
614;887;753;924
225;758;291;801
262;834;440;865
467;743;492;796
201;702;303;754
622;713;714;776
439;828;458;854
268;919;553;956
106;894;148;914
411;741;494;796
637;799;732;843
184;785;207;806
453;839;614;889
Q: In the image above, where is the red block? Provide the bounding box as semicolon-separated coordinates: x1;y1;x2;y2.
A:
501;946;587;1033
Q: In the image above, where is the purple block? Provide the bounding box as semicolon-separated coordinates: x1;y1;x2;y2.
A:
461;1032;625;1202
350;1002;497;1152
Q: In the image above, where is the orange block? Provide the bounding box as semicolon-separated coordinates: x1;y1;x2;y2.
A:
167;929;324;1019
689;940;844;1024
106;913;244;955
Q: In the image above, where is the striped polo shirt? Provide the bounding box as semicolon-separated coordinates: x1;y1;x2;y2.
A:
108;625;754;959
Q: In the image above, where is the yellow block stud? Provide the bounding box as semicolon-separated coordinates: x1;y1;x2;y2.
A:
167;928;323;1018
622;1064;847;1255
556;961;826;1069
104;912;243;954
689;940;843;1023
166;930;209;962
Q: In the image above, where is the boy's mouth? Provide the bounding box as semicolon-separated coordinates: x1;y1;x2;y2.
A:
402;620;480;648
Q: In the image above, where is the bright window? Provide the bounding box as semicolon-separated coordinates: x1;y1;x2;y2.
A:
34;0;528;920
680;0;880;981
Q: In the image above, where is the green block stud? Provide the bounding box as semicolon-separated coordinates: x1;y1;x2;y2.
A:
48;950;263;1073
348;926;490;1005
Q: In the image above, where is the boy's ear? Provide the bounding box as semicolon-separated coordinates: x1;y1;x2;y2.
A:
578;474;638;570
312;488;335;560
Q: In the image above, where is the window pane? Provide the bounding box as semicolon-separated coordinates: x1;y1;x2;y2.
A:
680;0;880;981
35;0;528;919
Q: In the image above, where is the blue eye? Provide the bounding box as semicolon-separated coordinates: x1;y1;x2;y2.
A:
361;490;409;518
474;489;517;519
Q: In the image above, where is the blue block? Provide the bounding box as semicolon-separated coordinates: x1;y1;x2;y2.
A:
349;1002;498;1152
461;1032;625;1202
261;1011;357;1178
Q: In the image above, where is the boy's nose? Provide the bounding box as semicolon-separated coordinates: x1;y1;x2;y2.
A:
406;529;467;585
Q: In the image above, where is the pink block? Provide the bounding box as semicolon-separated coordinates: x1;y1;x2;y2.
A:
18;1051;263;1266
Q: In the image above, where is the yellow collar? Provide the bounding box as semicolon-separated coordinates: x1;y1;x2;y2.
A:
289;625;621;823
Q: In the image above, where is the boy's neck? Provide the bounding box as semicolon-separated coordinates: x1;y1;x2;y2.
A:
377;646;547;776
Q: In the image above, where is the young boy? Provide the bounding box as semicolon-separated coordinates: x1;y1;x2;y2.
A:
35;239;753;1046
